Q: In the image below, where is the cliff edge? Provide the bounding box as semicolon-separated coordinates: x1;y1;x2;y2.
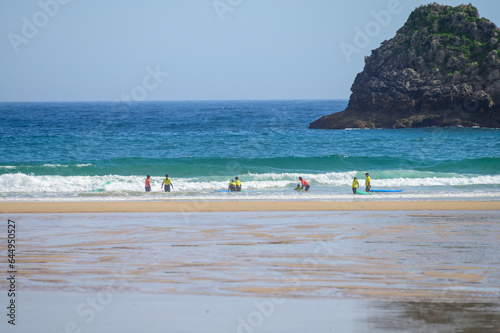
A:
310;3;500;129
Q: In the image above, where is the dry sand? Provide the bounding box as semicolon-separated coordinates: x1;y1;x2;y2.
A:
1;200;499;213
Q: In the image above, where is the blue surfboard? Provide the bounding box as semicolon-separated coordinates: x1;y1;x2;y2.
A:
369;189;403;192
215;190;244;192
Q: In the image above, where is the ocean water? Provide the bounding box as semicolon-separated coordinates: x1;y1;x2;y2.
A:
0;100;499;201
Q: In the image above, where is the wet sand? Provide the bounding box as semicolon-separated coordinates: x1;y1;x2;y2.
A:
1;200;499;213
6;292;500;332
1;210;499;331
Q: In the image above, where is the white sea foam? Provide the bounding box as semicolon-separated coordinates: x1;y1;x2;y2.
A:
0;172;499;201
1;190;499;203
41;164;70;168
0;163;94;170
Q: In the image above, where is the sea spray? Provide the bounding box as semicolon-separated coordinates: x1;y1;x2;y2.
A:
1;172;499;201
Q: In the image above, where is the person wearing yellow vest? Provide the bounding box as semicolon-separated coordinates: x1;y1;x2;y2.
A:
228;180;236;192
161;174;174;192
365;173;371;192
352;177;359;194
235;177;242;192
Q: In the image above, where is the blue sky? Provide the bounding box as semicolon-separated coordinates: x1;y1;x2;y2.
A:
1;0;499;102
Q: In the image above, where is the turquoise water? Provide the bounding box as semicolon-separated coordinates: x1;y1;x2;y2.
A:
1;100;499;201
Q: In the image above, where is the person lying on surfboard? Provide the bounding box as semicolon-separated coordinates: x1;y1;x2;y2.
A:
298;177;310;191
294;184;302;191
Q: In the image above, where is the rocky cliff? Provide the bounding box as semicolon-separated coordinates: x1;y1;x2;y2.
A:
310;3;500;129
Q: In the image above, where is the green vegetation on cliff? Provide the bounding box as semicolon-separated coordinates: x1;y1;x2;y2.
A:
310;3;500;129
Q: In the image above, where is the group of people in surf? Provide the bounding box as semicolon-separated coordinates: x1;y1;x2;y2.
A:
144;174;174;192
145;175;307;193
351;173;371;194
144;173;370;194
144;174;242;192
227;177;242;192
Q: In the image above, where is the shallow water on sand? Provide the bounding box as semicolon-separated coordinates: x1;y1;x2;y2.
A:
1;210;499;332
2;211;499;301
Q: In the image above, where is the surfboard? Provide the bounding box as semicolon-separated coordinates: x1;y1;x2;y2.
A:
215;190;244;192
369;189;403;192
356;190;371;195
90;182;111;192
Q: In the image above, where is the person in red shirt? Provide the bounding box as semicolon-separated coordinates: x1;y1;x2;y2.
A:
298;177;310;191
145;175;151;192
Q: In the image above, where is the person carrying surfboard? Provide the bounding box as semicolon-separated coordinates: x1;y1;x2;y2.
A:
298;177;310;191
352;177;358;194
145;175;151;192
161;174;174;192
365;173;371;192
235;177;242;192
228;180;236;192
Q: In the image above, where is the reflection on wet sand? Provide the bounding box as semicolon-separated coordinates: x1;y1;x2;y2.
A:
1;210;499;331
2;211;497;302
371;301;500;332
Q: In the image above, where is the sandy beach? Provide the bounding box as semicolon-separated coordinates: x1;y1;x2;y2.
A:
1;207;499;331
1;200;499;213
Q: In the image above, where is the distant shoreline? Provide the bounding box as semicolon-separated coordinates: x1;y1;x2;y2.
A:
1;200;498;213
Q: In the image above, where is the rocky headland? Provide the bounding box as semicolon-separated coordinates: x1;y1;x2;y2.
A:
310;3;500;129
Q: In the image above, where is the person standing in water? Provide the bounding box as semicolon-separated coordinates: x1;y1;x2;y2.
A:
161;174;174;192
235;177;242;192
145;175;151;192
352;177;359;194
352;177;358;194
228;180;236;192
365;173;371;192
298;177;310;191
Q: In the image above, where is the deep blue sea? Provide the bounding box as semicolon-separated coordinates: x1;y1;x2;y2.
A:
1;100;499;201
